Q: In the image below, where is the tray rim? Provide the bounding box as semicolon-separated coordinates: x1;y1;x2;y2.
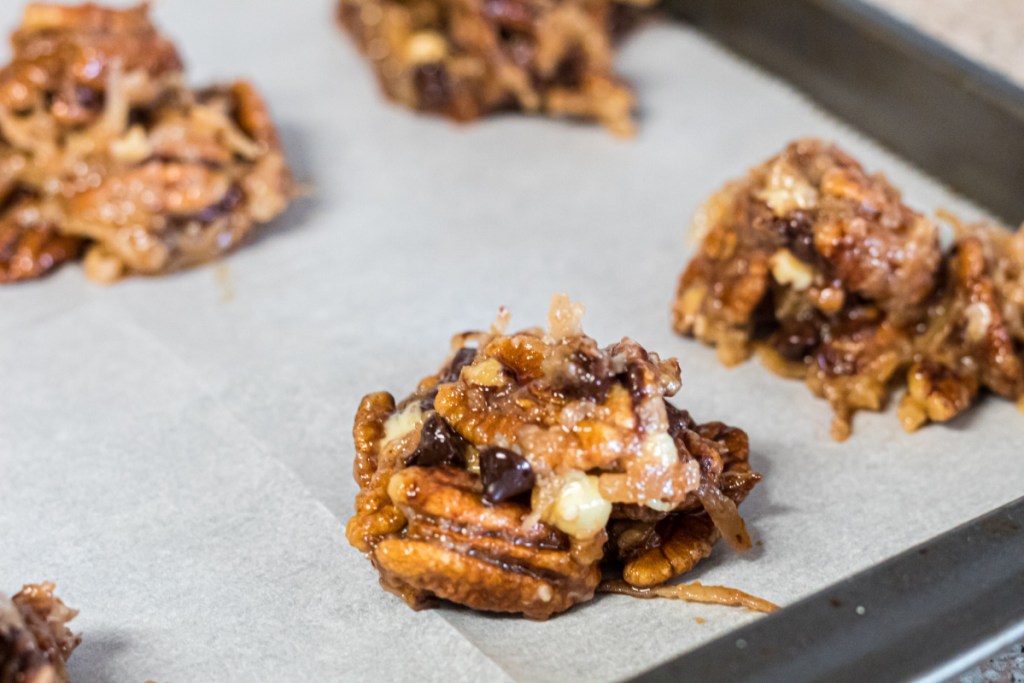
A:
628;494;1024;683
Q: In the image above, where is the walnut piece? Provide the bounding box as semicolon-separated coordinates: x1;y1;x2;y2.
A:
336;0;649;136
347;295;764;618
675;138;1024;439
0;2;293;283
0;583;80;683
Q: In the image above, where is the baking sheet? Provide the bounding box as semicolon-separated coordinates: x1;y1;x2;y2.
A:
1;1;1021;681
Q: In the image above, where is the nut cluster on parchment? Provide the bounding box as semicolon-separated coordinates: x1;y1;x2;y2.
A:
0;3;293;284
336;0;650;136
347;295;775;619
674;138;1024;440
0;583;79;683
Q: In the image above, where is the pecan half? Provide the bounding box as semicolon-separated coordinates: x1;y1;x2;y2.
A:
377;466;601;619
620;514;716;588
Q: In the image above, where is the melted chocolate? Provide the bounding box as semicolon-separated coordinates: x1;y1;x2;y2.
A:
620;362;647;401
551;47;585;89
441;347;477;383
772;210;818;264
406;414;468;468
550;349;616;401
479;446;534;504
74;85;104;112
194;185;244;223
770;319;822;361
413;64;453;112
420;347;478;409
665;401;697;442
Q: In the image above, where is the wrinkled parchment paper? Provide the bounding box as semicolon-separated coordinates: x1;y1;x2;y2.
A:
1;1;1021;680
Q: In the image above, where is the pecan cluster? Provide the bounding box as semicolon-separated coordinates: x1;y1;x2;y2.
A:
0;3;293;284
0;583;79;683
347;295;761;619
336;0;648;136
675;138;1024;439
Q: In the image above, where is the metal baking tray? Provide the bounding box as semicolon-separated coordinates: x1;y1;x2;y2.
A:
636;1;1024;680
1;1;1022;681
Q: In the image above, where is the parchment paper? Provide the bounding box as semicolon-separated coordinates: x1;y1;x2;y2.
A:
1;1;1021;681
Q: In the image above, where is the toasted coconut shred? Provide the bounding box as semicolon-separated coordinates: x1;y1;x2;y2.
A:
600;580;779;614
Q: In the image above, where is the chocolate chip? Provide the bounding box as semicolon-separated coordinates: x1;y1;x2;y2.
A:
419;348;476;410
419;389;438;411
608;4;639;38
441;347;476;384
550;350;616;401
406;414;467;468
772;210;818;264
620;362;647;401
0;186;34;214
74;86;104;112
479;447;534;504
413;64;453;113
194;185;244;223
127;106;155;129
551;47;585;89
498;27;534;68
665;401;697;442
770;319;821;361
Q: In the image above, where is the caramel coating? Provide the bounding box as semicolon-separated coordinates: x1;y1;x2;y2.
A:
347;297;763;618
